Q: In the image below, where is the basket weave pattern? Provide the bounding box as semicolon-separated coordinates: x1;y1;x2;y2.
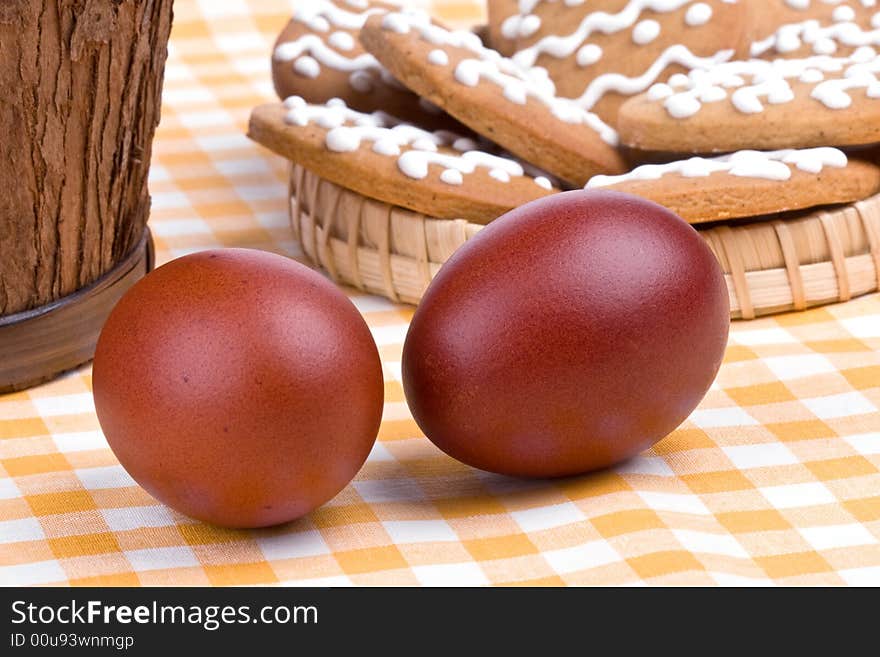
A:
290;164;880;319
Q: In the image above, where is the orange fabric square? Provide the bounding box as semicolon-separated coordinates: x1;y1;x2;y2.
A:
0;417;49;440
842;366;880;390
334;545;408;575
27;490;95;516
627;551;705;579
311;503;380;528
591;510;665;538
767;420;836;442
70;573;141;587
464;534;538;561
844;496;880;522
681;470;755;494
756;552;833;579
205;562;279;586
806;456;877;480
717;509;790;534
653;428;716;454
49;532;121;558
3;453;71;477
726;382;796;406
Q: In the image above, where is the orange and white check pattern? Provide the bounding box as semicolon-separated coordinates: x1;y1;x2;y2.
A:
1;0;879;586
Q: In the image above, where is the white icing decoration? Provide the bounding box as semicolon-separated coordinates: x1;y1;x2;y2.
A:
282;97;549;188
380;11;620;145
632;19;661;45
349;70;374;92
511;0;718;69
428;49;450;66
833;6;857;21
275;34;378;73
440;169;464;185
328;31;355;51
501;14;543;40
784;0;876;8
654;49;880;117
574;45;734;110
534;176;553;189
685;3;714;26
751;18;880;57
586;148;849;187
576;43;603;67
294;56;321;78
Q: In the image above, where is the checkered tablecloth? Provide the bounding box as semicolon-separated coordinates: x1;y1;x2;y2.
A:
1;0;879;587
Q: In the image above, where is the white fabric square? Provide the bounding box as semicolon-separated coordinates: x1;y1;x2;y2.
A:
31;393;95;417
672;530;749;558
731;328;796;346
365;442;395;462
52;431;109;453
150;218;212;237
150;190;191;210
839;566;880;586
258;530;330;560
760;482;836;509
841;315;880;339
382;520;458;544
844;432;880;455
0;560;66;586
723;443;798;469
412;562;489;586
76;465;137;490
0;517;45;544
511;502;585;532
799;524;877;551
177;110;234;129
638;491;711;515
0;477;21;500
353;478;425;503
711;573;776;586
690;406;760;427
763;354;836;381
369;323;410;347
543;541;620;575
102;506;175;532
616;456;674;477
125;546;199;571
280;575;354;587
802;392;877;419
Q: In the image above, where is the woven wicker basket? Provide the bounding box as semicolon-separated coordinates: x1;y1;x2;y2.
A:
289;164;880;320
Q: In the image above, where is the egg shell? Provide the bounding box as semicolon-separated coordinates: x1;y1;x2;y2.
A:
93;249;384;528
402;190;730;478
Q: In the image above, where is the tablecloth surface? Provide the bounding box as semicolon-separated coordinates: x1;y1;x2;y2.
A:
1;0;879;587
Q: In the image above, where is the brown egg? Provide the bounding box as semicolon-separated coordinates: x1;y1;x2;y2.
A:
93;249;383;528
403;190;730;478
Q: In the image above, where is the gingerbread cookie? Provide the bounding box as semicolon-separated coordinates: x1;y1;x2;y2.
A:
487;0;523;55
248;98;557;225
750;1;880;59
501;1;751;125
617;48;880;152
587;147;880;222
272;0;459;129
359;11;627;186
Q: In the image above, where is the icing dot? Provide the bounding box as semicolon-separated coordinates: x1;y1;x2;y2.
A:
576;43;603;67
647;83;674;100
412;137;439;151
490;168;511;182
428;49;449;66
453;137;479;151
669;73;691;88
799;68;825;83
521;14;542;37
873;13;880;29
685;3;713;27
833;6;857;22
440;169;464;185
328;31;355;51
632;19;661;45
294;56;321;78
665;93;702;118
349;70;374;92
372;140;401;156
382;13;411;33
699;85;727;103
813;37;838;55
534;176;552;190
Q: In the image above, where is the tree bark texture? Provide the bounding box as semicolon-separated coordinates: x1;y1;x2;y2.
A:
0;0;173;316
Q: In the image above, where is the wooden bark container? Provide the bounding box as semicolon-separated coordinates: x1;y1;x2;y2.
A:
0;0;173;393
